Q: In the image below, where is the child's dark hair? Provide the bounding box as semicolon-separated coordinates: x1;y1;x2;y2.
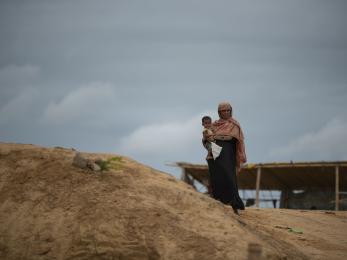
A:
202;116;212;123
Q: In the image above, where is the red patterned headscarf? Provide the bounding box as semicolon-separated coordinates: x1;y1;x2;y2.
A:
212;102;247;167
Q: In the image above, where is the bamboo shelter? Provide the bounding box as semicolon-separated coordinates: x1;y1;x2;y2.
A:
176;161;347;210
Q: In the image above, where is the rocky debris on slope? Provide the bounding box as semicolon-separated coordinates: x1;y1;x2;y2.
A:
72;152;101;172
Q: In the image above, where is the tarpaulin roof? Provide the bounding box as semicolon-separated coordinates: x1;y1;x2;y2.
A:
176;161;347;190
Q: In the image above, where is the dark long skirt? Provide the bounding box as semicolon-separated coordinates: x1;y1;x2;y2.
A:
207;139;245;210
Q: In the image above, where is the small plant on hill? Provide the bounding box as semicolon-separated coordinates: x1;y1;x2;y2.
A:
95;156;124;172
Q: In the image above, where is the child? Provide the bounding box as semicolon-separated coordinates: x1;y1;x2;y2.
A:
202;115;215;196
202;116;214;160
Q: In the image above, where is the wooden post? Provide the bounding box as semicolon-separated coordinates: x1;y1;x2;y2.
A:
255;167;261;207
180;168;186;181
284;189;289;208
335;165;339;211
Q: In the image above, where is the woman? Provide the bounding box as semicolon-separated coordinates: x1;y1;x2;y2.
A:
208;102;247;214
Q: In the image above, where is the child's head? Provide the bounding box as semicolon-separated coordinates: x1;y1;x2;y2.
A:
202;116;212;128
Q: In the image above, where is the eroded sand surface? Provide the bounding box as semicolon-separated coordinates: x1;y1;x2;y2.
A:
0;143;346;260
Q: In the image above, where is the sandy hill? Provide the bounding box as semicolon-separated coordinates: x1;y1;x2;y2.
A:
0;143;346;260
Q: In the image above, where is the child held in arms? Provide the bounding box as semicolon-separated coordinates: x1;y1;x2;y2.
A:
202;116;215;160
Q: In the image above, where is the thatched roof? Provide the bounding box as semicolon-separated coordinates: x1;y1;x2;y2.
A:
176;161;347;190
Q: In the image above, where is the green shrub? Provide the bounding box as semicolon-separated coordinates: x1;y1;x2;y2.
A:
95;156;124;172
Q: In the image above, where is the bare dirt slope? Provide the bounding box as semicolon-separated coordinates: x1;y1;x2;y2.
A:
0;143;346;260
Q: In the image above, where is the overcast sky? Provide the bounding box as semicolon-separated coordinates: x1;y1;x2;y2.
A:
1;0;347;177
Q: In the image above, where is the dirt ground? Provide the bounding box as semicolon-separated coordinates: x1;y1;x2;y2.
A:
0;143;346;260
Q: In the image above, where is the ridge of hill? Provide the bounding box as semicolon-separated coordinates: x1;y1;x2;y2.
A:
0;143;346;260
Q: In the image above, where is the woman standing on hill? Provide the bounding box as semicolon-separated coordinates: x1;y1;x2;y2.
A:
208;102;247;214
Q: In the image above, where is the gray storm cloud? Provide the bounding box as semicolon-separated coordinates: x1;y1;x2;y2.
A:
1;0;346;176
268;117;347;162
41;82;117;126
